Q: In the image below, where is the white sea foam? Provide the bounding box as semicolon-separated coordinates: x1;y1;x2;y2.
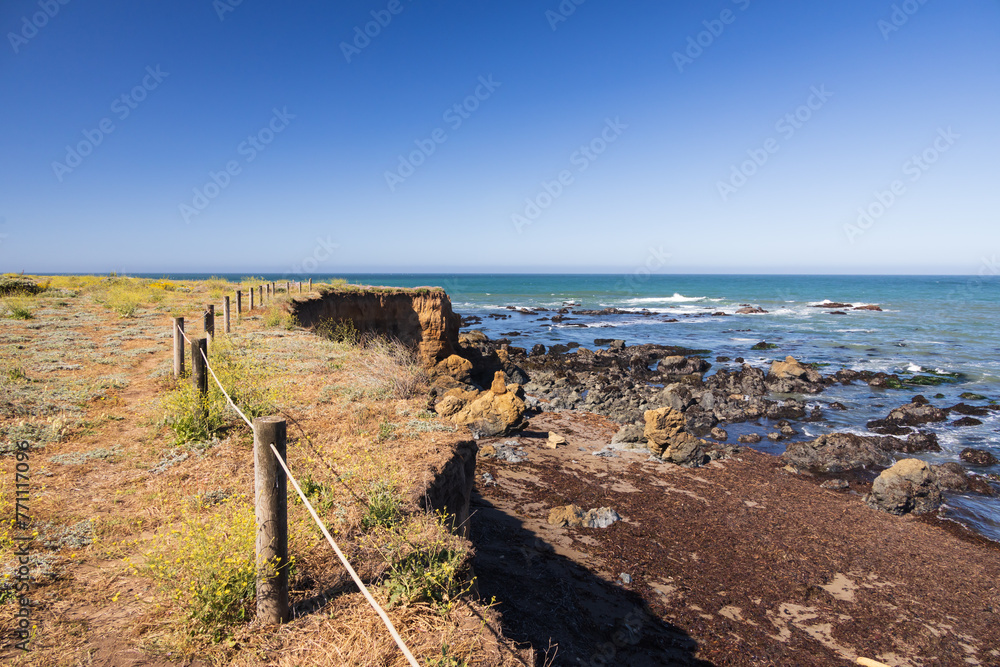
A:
907;363;923;373
623;293;707;304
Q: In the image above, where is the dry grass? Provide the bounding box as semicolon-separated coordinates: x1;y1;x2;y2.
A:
0;275;527;666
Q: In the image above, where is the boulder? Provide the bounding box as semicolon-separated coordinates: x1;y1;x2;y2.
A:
960;448;999;467
735;306;768;314
710;427;729;441
766;356;824;394
769;356;822;383
865;459;942;516
611;423;644;445
738;433;763;444
932;463;973;493
450;377;526;438
820;479;849;491
901;431;941;453
434;354;474;383
657;355;710;378
781;433;893;473
548;505;621;528
886;400;950;426
658;383;698;412
643;406;708;467
490;370;508;395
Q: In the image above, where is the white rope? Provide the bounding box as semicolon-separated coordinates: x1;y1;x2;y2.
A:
174;316;418;663
270;443;422;667
202;347;252;429
174;318;251;428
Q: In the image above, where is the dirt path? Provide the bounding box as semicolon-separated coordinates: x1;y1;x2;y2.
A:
472;410;1000;666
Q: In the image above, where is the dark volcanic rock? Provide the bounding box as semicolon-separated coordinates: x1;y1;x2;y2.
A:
953;416;984;427
901;431;941;453
751;341;778;350
960;448;999;467
737;433;763;444
781;433;893;473
949;402;990;417
812;302;853;309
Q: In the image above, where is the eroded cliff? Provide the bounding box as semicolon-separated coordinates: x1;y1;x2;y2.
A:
289;285;461;365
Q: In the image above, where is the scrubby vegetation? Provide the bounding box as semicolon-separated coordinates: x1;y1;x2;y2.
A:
0;274;522;666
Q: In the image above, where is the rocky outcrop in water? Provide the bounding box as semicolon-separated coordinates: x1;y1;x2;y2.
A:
865;459;942;516
781;433;893;473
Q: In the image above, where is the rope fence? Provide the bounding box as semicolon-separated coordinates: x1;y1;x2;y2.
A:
169;282;421;666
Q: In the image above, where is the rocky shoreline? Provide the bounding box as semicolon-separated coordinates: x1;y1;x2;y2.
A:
429;330;999;521
419;326;1000;663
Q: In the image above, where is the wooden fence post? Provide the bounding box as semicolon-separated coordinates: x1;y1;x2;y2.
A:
223;296;231;334
285;281;290;294
308;278;312;291
173;317;185;378
298;282;302;294
254;416;289;624
191;337;208;396
249;287;255;311
204;305;215;345
236;290;243;316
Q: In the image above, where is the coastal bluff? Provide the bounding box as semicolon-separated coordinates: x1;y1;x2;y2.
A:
289;284;461;365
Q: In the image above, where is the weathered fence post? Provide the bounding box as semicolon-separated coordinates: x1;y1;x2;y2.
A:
285;281;290;294
298;282;302;294
223;296;231;334
308;278;312;291
236;290;243;316
204;305;215;345
271;282;276;297
173;317;185;378
191;337;208;396
249;287;255;311
254;416;289;624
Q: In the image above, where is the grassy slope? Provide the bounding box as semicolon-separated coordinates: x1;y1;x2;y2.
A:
0;275;528;667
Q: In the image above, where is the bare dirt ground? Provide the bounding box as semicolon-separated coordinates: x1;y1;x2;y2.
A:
1;280;528;667
472;410;1000;667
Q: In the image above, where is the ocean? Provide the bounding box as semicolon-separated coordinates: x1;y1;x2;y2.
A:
146;273;1000;541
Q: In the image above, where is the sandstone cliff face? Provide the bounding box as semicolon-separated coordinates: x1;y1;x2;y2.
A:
290;287;461;365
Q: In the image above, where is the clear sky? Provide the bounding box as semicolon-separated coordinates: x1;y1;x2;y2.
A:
2;0;998;274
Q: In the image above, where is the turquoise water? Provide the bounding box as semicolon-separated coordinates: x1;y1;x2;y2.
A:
146;273;1000;540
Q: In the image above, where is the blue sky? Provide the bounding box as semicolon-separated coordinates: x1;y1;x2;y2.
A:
2;0;998;274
